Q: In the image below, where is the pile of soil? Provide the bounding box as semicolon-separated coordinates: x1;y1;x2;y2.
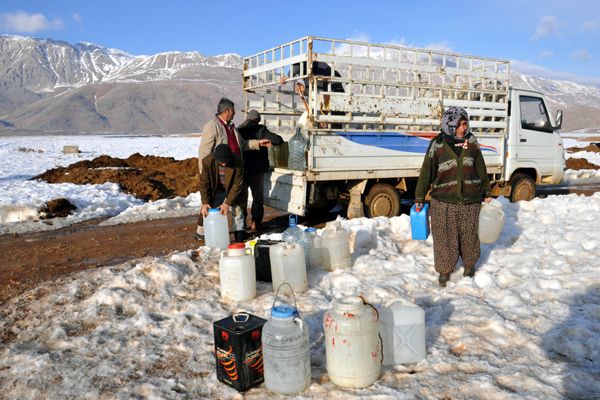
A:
566;142;600;170
33;153;199;201
39;198;77;219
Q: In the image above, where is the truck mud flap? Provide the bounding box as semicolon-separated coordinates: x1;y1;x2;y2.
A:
263;168;307;216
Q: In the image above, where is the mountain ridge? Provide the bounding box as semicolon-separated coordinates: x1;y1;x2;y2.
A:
1;34;599;134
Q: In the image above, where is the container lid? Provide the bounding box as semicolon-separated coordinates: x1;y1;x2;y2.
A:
305;227;317;232
334;296;365;313
208;208;220;213
288;214;298;227
228;243;246;249
271;305;298;319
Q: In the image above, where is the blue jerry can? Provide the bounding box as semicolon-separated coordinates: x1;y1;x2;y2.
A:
410;203;430;240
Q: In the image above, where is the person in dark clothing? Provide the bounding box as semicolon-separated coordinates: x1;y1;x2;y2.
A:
199;144;247;242
237;110;284;231
415;107;492;287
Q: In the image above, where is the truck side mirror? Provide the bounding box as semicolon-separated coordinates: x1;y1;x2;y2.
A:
555;110;563;129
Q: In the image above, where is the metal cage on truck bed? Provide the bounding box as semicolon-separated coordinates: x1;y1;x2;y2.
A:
243;36;510;137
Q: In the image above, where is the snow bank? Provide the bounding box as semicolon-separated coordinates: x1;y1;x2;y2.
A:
1;194;599;399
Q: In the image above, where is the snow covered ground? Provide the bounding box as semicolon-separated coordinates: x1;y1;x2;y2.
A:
0;133;599;399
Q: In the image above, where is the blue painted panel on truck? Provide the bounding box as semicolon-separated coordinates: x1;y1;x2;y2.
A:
334;131;499;154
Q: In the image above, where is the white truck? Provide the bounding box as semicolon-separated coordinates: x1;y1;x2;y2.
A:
242;37;565;218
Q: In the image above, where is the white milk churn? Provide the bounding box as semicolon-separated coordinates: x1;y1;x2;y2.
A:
262;283;311;395
323;296;382;388
269;242;307;294
219;243;256;301
379;299;426;365
478;198;506;244
204;208;230;249
321;221;352;271
304;227;322;268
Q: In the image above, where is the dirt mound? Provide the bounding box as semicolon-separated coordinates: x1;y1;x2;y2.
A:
33;153;199;201
566;158;600;170
567;143;600;153
40;198;77;219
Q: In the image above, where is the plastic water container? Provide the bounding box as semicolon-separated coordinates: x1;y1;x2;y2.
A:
410;203;430;240
205;208;230;249
379;299;426;365
262;283;311;395
282;214;309;264
321;221;351;271
269;242;307;295
323;296;381;388
288;127;307;171
219;243;256;301
478;198;506;244
305;227;322;268
254;239;283;282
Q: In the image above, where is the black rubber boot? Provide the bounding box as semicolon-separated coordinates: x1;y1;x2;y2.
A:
233;230;247;243
463;266;475;277
438;273;450;287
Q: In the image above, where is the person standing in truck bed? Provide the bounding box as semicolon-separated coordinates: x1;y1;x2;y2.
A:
237;110;283;232
415;107;492;287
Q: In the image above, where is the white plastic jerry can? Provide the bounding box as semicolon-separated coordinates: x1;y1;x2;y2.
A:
323;296;381;388
262;283;311;395
204;207;230;249
219;243;256;301
305;227;322;268
321;221;352;271
269;242;307;294
379;299;426;365
478;198;506;244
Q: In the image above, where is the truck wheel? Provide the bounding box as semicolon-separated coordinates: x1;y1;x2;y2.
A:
510;174;536;202
364;183;401;218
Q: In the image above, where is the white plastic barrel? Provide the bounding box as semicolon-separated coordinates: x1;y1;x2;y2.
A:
321;221;352;271
205;208;230;249
263;283;311;395
305;227;322;268
219;243;256;301
269;242;307;294
478;198;506;244
379;299;426;365
323;296;381;388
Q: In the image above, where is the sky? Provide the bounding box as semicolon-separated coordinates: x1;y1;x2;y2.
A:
0;0;599;84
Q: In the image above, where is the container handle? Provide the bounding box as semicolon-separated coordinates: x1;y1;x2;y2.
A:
293;316;304;331
384;298;413;308
220;249;227;259
232;313;250;323
272;282;300;318
359;295;384;365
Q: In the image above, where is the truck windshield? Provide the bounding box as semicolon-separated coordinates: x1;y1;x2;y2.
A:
520;96;553;133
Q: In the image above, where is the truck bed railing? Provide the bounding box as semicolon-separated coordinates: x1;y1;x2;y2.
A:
243;36;510;135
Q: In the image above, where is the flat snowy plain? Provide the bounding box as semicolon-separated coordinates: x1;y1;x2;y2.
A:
0;133;599;399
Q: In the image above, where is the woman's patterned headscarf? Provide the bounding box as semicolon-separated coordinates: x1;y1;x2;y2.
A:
441;107;469;136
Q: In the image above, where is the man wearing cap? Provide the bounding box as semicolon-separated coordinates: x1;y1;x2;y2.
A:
196;98;271;240
199;144;246;242
237;110;284;231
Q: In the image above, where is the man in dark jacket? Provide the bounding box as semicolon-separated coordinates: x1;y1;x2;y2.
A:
237;110;284;231
198;144;247;242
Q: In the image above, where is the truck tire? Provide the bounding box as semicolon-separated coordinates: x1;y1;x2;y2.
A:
364;183;401;218
510;173;536;202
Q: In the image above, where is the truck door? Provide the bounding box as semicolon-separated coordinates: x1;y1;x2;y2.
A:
515;95;557;178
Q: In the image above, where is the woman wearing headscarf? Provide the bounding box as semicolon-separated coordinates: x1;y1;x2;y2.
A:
415;107;492;287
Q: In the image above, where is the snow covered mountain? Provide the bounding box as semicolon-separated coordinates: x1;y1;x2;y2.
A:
1;34;599;134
